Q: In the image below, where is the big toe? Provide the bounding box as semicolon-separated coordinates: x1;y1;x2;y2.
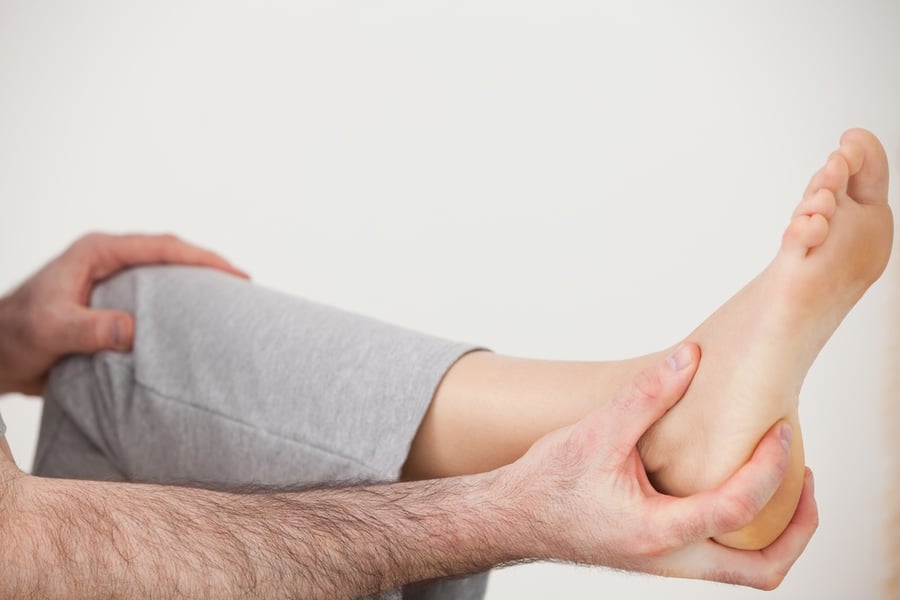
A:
839;128;890;206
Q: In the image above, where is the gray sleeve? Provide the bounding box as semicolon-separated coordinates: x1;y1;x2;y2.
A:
0;409;5;437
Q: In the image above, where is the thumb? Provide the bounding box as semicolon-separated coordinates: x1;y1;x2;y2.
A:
65;308;135;354
581;343;700;464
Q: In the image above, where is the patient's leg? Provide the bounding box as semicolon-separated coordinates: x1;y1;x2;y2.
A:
42;128;891;557
404;128;893;549
41;265;488;600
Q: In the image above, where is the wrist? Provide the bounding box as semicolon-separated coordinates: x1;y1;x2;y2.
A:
476;466;545;562
347;469;532;593
459;469;529;560
296;469;537;595
491;446;587;564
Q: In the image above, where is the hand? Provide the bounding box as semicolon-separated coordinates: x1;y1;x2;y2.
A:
503;343;817;590
0;232;249;396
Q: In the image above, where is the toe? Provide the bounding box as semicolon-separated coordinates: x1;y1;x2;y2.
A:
802;214;830;249
793;188;837;220
803;152;850;201
839;128;890;206
782;214;829;254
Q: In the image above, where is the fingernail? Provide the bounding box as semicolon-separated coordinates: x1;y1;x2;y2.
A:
808;470;815;494
666;344;692;371
780;423;793;450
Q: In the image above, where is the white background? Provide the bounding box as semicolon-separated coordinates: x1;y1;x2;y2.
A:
1;1;899;598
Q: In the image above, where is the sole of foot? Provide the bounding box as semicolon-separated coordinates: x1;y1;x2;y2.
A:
638;128;893;549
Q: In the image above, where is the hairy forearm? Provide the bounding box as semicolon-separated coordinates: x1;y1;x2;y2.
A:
3;471;524;599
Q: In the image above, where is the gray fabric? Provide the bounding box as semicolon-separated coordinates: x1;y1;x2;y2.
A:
0;410;5;437
35;265;488;600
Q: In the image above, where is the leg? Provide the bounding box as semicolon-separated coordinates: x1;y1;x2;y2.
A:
45;265;480;485
43;128;891;556
42;265;489;600
404;128;892;549
33;393;127;482
401;350;667;479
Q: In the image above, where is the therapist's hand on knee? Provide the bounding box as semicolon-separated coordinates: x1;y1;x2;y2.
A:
499;344;817;590
0;232;248;396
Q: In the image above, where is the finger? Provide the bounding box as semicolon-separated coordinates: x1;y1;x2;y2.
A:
61;307;135;354
73;233;250;282
585;343;700;462
658;468;817;590
657;420;792;544
757;467;818;568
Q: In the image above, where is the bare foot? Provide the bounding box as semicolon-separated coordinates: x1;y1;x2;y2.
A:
639;128;893;549
403;129;890;551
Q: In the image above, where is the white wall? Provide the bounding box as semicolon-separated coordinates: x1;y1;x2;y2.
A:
1;1;898;598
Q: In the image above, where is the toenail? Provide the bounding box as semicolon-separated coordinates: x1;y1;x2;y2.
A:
779;423;793;450
666;344;692;371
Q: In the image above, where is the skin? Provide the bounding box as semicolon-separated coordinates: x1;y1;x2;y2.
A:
0;232;248;396
0;345;816;598
0;232;818;596
0;437;11;462
405;128;891;551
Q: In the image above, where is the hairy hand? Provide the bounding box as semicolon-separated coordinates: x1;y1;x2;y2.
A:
503;343;817;590
0;232;248;395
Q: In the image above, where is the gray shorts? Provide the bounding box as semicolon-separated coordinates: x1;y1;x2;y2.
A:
35;266;489;600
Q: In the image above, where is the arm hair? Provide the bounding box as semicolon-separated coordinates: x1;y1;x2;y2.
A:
1;467;528;599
